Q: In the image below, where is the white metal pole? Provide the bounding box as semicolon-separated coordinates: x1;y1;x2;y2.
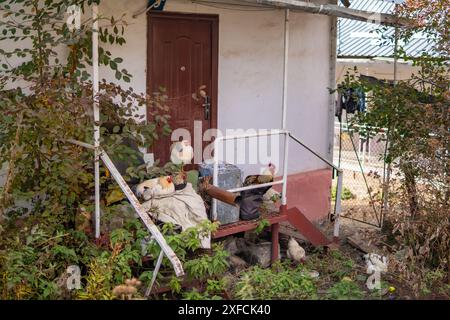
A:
145;249;164;297
92;4;101;239
282;132;289;205
227;180;284;193
281;8;290;129
328;8;337;162
333;169;343;238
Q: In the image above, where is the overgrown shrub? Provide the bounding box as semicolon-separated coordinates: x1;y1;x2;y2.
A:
0;0;171;225
0;0;229;300
326;277;364;300
331;186;356;201
338;0;449;296
233;262;317;300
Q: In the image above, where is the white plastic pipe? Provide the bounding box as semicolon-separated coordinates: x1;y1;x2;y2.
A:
92;4;101;239
282;9;290;129
227;180;284;193
282;132;289;205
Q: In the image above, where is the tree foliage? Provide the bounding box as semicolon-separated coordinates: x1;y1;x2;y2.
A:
339;0;449;295
0;0;171;222
0;0;178;299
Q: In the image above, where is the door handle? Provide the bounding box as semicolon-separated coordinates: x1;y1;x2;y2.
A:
202;96;211;120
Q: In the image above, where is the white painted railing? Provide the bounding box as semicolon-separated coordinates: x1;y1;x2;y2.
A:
211;130;290;221
211;130;344;239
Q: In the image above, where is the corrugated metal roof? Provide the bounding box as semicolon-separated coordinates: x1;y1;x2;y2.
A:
337;0;431;58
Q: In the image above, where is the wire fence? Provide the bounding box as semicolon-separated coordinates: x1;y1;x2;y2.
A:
332;121;390;227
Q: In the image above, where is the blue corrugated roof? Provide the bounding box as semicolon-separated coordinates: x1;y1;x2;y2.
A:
337;0;431;58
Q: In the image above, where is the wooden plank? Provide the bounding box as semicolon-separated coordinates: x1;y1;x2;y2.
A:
67;140;185;277
286;207;331;246
279;221;307;242
99;148;185;277
213;212;288;239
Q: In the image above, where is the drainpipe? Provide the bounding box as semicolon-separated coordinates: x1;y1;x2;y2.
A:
92;4;101;239
279;8;290;208
329;0;339;231
328;1;338;163
281;8;290;129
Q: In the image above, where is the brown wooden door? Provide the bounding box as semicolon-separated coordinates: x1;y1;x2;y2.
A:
147;12;218;166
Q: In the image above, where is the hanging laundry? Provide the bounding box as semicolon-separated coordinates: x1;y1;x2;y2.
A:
355;87;366;113
336;91;343;122
337;85;366;115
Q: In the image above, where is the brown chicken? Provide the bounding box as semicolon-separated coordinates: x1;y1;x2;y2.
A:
243;163;276;187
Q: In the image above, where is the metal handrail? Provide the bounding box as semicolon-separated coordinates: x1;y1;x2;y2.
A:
211;130;343;239
287;133;343;238
212;130;290;220
288;133;340;172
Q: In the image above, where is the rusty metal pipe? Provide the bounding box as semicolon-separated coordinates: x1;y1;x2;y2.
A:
204;185;241;206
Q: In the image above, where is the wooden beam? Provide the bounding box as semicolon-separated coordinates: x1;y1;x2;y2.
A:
212;212;288;239
241;0;410;27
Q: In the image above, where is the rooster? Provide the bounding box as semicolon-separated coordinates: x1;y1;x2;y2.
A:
136;176;175;200
287;237;306;263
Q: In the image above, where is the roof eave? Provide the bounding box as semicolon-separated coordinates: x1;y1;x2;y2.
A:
241;0;411;27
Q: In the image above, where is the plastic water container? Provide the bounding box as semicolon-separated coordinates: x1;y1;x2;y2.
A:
199;163;242;225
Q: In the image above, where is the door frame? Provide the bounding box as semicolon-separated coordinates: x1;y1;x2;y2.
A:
146;11;219;141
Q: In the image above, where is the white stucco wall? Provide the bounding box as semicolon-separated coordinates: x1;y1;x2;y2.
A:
1;0;334;182
97;0;333;176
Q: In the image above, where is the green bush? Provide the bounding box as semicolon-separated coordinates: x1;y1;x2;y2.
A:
331;186;356;201
326;278;364;300
233;262;317;300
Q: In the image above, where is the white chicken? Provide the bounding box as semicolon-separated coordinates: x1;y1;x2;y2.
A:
170;140;194;165
136;176;175;200
261;162;276;176
287;237;306;263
